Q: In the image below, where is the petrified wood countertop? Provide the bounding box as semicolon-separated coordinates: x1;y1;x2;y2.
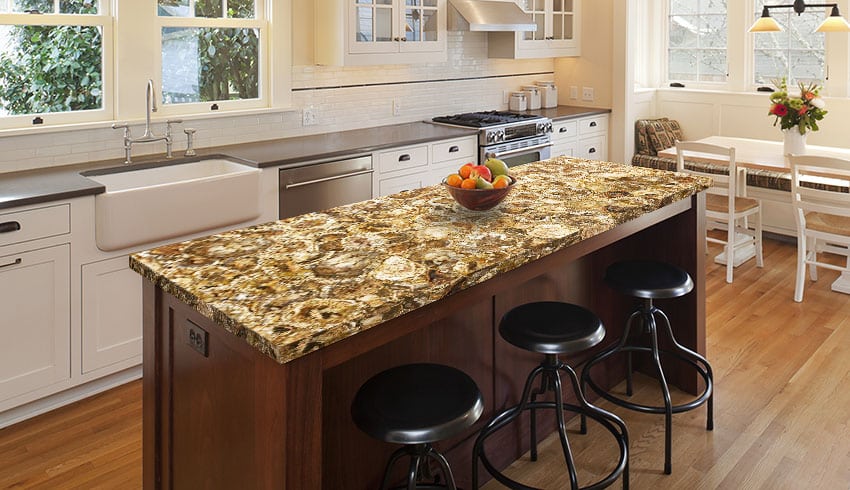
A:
129;157;710;364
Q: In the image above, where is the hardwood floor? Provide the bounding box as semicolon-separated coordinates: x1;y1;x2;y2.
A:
1;237;849;489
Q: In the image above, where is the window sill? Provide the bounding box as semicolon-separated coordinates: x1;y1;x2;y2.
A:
0;106;298;138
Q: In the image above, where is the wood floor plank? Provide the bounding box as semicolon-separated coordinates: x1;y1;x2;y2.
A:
1;238;849;489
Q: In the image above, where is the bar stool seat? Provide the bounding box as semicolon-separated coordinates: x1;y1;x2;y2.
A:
352;363;484;489
581;260;713;475
473;302;629;490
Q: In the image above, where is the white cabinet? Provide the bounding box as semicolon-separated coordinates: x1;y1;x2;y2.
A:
0;245;70;406
551;114;608;161
488;0;580;59
81;256;143;374
374;135;477;197
316;0;447;65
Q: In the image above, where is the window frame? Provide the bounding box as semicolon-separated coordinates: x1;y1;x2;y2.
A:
0;5;114;130
663;0;730;90
154;1;269;116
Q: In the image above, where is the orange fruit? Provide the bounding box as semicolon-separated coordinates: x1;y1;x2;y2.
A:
446;174;463;187
461;178;477;189
458;163;474;179
492;177;509;189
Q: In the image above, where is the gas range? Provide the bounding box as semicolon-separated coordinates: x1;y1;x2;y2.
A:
431;111;553;167
432;110;553;146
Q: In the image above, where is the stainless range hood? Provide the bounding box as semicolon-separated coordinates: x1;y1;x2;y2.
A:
449;0;538;32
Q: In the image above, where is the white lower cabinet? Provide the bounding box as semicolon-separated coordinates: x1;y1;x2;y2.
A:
551;114;609;161
81;256;143;373
0;245;70;405
374;136;477;198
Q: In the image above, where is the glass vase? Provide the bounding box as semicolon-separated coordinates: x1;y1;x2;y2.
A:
783;129;807;156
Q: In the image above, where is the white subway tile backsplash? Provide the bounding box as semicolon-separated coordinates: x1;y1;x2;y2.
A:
0;31;554;174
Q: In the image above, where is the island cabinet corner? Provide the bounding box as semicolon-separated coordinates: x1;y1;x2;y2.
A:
142;190;707;490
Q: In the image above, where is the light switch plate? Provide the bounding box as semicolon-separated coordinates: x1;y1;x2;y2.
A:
582;87;594;101
570;86;578;99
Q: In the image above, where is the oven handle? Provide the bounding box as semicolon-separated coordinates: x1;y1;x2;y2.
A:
283;169;374;190
488;142;553;159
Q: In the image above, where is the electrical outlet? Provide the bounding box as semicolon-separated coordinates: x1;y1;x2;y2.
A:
302;106;317;126
582;87;594;102
570;86;578;99
503;90;510;105
393;98;401;116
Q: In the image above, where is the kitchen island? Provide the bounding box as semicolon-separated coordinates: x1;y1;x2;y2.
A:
131;157;710;489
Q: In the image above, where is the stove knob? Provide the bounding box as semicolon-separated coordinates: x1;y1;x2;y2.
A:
494;130;505;143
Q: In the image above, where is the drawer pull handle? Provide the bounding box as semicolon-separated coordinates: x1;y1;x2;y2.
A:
589;121;598;127
588;148;597;153
0;258;22;268
449;146;459;153
399;154;411;162
0;221;21;233
559;127;567;133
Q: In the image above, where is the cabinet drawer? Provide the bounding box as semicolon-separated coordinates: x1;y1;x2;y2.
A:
578;115;608;136
378;146;429;175
378;172;428;197
0;204;70;248
552;120;578;142
579;136;606;160
432;138;476;164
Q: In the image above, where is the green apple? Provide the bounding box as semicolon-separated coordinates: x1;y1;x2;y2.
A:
484;158;510;177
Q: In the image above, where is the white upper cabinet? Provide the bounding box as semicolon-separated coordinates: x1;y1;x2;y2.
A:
488;0;580;59
317;0;448;65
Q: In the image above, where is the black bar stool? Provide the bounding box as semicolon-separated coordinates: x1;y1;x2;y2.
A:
352;363;484;489
473;302;629;490
581;260;714;475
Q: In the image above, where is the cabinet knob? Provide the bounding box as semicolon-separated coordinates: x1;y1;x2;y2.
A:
588;148;596;154
399;154;411;162
401;37;407;42
589;121;597;127
449;146;459;153
559;127;567;133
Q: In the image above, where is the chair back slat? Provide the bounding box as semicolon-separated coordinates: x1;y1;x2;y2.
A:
676;140;737;203
789;155;850;220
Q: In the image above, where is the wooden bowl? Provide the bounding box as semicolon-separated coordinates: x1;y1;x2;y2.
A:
442;176;516;211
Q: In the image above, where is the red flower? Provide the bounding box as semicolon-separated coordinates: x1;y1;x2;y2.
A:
771;104;788;116
798;107;807;116
803;91;815;100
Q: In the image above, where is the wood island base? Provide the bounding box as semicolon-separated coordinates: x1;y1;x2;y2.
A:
143;194;706;489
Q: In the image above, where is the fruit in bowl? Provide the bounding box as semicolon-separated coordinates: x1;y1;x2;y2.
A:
443;159;515;211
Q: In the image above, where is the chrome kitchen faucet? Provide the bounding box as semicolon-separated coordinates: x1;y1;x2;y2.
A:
112;79;181;164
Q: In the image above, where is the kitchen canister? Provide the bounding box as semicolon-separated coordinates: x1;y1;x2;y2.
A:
509;92;527;112
535;81;559;108
522;85;542;110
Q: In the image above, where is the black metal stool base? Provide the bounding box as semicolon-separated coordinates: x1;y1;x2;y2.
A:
473;355;629;490
581;299;714;475
381;443;457;490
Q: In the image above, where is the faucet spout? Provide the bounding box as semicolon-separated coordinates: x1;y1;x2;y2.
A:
144;79;157;138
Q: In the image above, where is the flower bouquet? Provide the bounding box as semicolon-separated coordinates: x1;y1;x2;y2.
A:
768;78;827;135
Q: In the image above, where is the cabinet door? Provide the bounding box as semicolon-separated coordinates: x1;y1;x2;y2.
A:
519;0;548;43
349;0;397;54
549;0;576;45
0;245;70;404
399;0;445;53
82;256;143;373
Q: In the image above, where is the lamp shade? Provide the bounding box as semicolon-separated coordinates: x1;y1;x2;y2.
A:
749;15;782;32
816;7;850;32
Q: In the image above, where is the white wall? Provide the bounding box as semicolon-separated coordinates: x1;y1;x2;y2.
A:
654;88;850;149
0;27;554;174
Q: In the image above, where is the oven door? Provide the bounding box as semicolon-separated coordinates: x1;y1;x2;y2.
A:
481;138;552;168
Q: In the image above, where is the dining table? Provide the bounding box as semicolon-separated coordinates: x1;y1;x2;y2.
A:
658;135;850;296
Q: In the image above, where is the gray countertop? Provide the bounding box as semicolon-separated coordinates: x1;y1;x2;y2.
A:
0;107;607;211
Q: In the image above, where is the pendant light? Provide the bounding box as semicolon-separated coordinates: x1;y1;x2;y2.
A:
748;0;850;33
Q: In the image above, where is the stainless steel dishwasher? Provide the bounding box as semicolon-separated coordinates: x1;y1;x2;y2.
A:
279;155;373;218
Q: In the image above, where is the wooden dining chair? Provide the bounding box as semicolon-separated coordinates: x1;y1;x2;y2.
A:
788;155;850;302
676;141;764;283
